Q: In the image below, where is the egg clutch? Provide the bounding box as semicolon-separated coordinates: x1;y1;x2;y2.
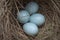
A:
17;2;45;36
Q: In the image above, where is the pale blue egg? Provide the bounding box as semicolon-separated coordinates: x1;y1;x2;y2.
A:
17;10;30;23
23;22;38;36
25;2;39;14
30;13;45;26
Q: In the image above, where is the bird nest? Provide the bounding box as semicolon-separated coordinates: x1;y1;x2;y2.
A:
0;0;60;40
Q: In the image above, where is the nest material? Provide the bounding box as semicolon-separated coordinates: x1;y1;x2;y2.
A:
0;0;60;40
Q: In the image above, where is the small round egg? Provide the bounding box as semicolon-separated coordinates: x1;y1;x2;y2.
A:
30;13;45;26
23;22;38;36
25;2;39;14
17;10;30;23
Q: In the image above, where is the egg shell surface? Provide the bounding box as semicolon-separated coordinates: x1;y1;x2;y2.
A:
17;10;30;23
25;2;39;14
30;13;45;26
23;22;38;36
